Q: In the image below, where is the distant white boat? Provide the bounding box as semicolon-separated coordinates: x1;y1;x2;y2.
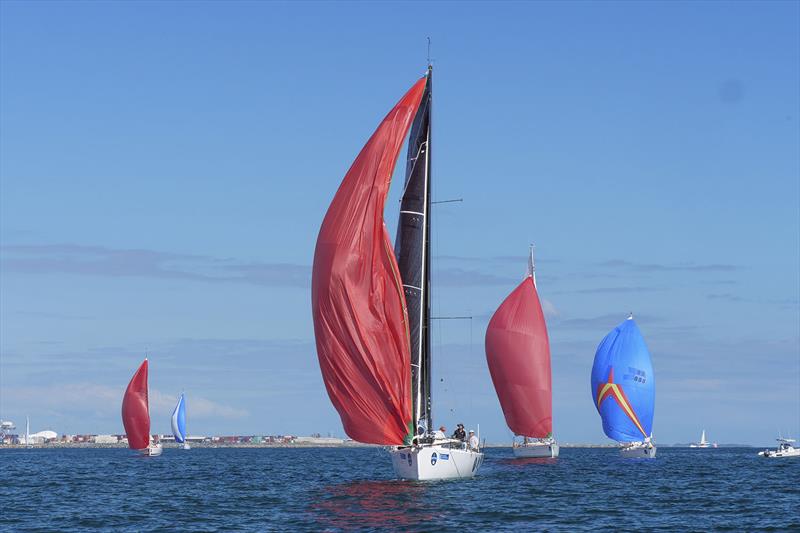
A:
759;437;800;458
689;429;717;448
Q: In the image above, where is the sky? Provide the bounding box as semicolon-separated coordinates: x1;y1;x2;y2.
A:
1;1;798;446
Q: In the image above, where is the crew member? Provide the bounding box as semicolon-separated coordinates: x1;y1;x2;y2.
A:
468;430;479;451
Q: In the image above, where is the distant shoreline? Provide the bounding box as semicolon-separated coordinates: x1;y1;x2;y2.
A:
1;442;756;450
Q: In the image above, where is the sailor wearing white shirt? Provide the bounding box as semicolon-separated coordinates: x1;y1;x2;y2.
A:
434;425;446;440
468;430;479;451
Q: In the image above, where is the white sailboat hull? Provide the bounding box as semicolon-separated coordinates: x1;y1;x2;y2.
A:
620;442;656;458
389;441;483;480
513;441;559;458
182;443;191;450
140;443;162;457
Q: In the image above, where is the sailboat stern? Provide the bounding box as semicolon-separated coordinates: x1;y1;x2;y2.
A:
513;439;559;458
389;442;483;480
620;441;657;459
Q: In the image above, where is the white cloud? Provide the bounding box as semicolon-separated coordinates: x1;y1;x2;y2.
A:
3;383;247;422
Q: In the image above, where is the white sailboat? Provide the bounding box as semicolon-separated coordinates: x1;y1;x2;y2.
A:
486;246;559;459
386;64;483;480
591;315;657;459
311;63;482;481
122;358;162;457
171;393;190;450
689;429;717;448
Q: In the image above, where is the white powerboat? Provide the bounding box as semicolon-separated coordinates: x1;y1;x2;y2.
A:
513;437;559;458
390;437;483;480
759;438;799;458
620;438;657;458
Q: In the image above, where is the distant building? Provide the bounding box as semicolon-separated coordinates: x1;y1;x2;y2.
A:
18;430;58;445
94;435;118;444
295;436;344;445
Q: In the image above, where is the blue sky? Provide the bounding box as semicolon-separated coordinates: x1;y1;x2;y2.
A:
1;1;797;445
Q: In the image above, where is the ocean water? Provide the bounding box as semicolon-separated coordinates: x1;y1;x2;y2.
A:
1;447;797;531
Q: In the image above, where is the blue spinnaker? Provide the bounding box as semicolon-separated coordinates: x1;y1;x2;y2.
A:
171;394;186;443
590;317;654;442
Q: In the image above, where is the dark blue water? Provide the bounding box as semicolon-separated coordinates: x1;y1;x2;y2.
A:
1;447;797;531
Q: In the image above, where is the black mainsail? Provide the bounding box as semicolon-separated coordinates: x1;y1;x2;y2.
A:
395;66;433;441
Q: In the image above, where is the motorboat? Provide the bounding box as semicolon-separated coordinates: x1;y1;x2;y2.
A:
759;438;799;458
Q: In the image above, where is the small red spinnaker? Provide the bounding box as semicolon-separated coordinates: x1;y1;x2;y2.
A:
485;273;553;438
311;77;426;445
122;359;150;450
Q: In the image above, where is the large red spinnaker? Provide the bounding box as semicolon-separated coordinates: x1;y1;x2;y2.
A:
122;359;150;450
485;276;553;438
312;78;426;445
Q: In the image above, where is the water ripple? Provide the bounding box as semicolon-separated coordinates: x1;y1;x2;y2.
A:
0;447;797;531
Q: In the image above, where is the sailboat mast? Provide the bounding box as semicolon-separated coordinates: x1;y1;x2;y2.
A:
422;65;433;433
395;65;433;438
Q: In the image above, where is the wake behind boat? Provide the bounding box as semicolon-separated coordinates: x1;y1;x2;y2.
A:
591;315;657;459
311;64;482;480
486;246;559;459
122;358;161;457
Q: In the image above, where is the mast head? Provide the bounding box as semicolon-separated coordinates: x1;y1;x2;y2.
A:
527;244;536;284
426;36;432;69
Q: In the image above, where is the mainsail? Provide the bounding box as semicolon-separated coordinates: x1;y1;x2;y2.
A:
395;67;433;435
485;248;553;438
122;359;150;450
311;77;427;445
591;317;655;442
171;393;187;444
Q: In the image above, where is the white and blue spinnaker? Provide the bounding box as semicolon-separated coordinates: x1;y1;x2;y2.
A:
171;393;189;449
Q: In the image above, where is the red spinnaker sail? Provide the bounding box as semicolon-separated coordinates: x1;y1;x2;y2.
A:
312;78;426;445
485;276;553;438
122;359;150;450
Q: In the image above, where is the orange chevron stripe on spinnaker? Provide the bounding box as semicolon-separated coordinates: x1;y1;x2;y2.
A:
596;367;647;438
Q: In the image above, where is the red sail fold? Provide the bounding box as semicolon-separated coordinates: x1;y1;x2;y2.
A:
485;276;553;438
122;359;150;450
311;78;426;445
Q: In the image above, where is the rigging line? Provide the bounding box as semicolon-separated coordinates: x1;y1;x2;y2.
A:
431;316;473;320
431;198;463;205
470;316;474;416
